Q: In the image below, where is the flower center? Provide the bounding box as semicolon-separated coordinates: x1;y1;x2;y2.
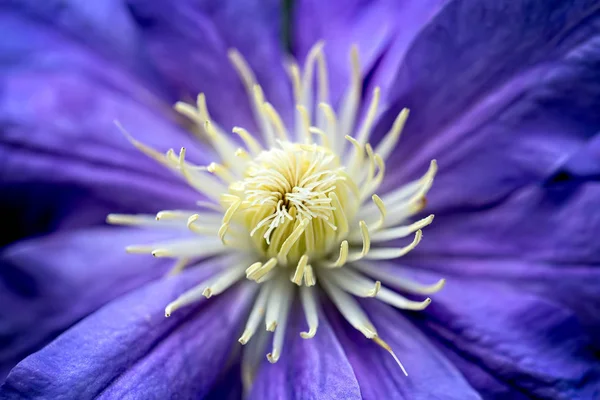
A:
108;42;444;381
224;141;355;267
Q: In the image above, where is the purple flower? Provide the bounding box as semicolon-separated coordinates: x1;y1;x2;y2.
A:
2;0;600;399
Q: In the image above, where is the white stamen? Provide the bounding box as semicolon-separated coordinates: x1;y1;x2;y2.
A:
107;214;185;229
264;274;288;331
300;285;319;338
379;159;438;208
339;45;361;140
267;277;293;363
325;240;349;268
300;41;325;116
291;254;309;286
304;264;316;286
355;87;381;145
156;210;216;222
319;273;377;338
351;262;446;295
363;230;423;260
371;214;435;241
165;260;244;316
242;325;269;393
375;108;410;161
166;258;190;277
376;286;432;311
239;282;273;344
322;268;381;298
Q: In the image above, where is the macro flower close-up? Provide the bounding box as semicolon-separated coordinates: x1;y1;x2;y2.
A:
1;0;600;399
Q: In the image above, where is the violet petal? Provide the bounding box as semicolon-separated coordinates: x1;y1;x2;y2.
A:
249;302;362;399
0;269;251;398
0;227;190;380
126;0;294;131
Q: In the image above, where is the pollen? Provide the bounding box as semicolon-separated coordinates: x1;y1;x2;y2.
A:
108;41;444;386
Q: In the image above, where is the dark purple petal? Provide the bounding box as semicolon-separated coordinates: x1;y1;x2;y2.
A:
250;302;361;400
203;360;243;400
553;134;600;180
377;0;600;211
0;227;184;380
427;340;532;400
326;298;479;400
293;0;449;104
0;269;251;399
0;183;112;247
408;268;600;399
0;10;208;238
126;0;293;131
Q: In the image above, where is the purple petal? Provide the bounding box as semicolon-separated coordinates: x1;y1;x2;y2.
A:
293;0;448;104
2;0;165;91
0;269;252;398
403;257;600;347
409;268;600;398
326;298;479;399
413;182;600;264
0;227;183;380
554;133;600;180
203;360;243;400
250;302;361;399
126;0;293;131
0;11;208;235
427;339;532;400
377;0;600;211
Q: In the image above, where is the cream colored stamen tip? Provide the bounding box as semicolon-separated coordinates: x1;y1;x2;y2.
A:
238;330;251;345
125;245;150;254
202;288;213;298
367;281;381;297
300;328;317;339
151;249;168;257
164;305;174;318
266;321;277;332
267;352;280;364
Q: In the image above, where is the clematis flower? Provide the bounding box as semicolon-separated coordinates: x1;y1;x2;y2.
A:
2;0;600;399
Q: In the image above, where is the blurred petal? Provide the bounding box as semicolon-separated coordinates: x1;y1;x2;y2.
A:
377;0;600;210
410;269;600;398
0;183;113;247
0;270;251;399
250;303;361;400
0;10;208;239
293;0;448;104
1;0;165;90
0;227;185;380
126;0;293;130
327;299;479;399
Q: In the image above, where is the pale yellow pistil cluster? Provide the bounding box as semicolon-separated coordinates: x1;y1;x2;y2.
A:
107;42;444;385
223;141;357;276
